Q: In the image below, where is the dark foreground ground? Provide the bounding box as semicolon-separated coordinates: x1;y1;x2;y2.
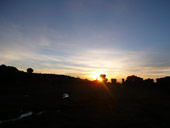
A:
0;81;170;128
0;65;170;128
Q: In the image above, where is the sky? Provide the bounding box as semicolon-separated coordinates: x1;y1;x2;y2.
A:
0;0;170;81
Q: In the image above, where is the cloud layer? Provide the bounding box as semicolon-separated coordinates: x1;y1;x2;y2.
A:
1;0;170;81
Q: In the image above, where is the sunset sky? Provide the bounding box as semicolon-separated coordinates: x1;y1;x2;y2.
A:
0;0;170;81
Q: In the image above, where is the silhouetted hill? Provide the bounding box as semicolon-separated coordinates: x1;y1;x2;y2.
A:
0;65;170;127
0;64;88;85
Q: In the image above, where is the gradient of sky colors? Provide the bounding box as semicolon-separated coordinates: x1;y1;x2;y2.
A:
1;0;170;81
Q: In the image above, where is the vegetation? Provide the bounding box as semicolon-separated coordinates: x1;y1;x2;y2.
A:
27;68;33;74
0;64;170;127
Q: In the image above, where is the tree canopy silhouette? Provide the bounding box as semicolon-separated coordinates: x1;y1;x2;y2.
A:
27;68;33;73
100;74;108;83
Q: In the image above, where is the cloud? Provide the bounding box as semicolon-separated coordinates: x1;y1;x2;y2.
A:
1;22;170;80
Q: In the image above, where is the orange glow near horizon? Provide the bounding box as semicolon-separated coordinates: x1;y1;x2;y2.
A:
97;77;103;82
91;72;102;79
90;72;105;82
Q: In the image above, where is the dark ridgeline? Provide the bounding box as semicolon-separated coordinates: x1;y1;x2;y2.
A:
0;64;84;85
110;75;170;89
125;75;144;86
0;64;170;127
1;64;169;87
157;77;170;88
110;75;156;88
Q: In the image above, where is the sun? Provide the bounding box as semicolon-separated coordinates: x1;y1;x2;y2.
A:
97;77;103;82
91;72;105;82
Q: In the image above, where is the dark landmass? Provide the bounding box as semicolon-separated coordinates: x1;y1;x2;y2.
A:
0;65;170;128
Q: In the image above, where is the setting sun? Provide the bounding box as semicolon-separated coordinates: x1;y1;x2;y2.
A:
97;77;103;82
90;72;107;82
91;72;105;80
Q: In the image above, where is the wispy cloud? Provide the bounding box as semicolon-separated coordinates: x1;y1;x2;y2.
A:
1;21;170;81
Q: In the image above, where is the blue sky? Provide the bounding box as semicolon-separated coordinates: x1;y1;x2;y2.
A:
0;0;170;81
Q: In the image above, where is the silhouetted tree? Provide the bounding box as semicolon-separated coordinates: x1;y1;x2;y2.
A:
0;64;19;73
0;64;6;68
122;78;125;84
156;76;170;88
144;78;154;86
125;75;143;86
111;78;117;85
100;74;108;83
27;68;33;73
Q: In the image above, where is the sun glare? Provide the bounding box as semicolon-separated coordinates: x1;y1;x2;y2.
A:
97;77;103;82
91;72;105;82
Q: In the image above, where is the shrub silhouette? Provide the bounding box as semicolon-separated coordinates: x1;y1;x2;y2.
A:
27;68;33;73
100;74;108;83
111;78;117;85
125;75;143;86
